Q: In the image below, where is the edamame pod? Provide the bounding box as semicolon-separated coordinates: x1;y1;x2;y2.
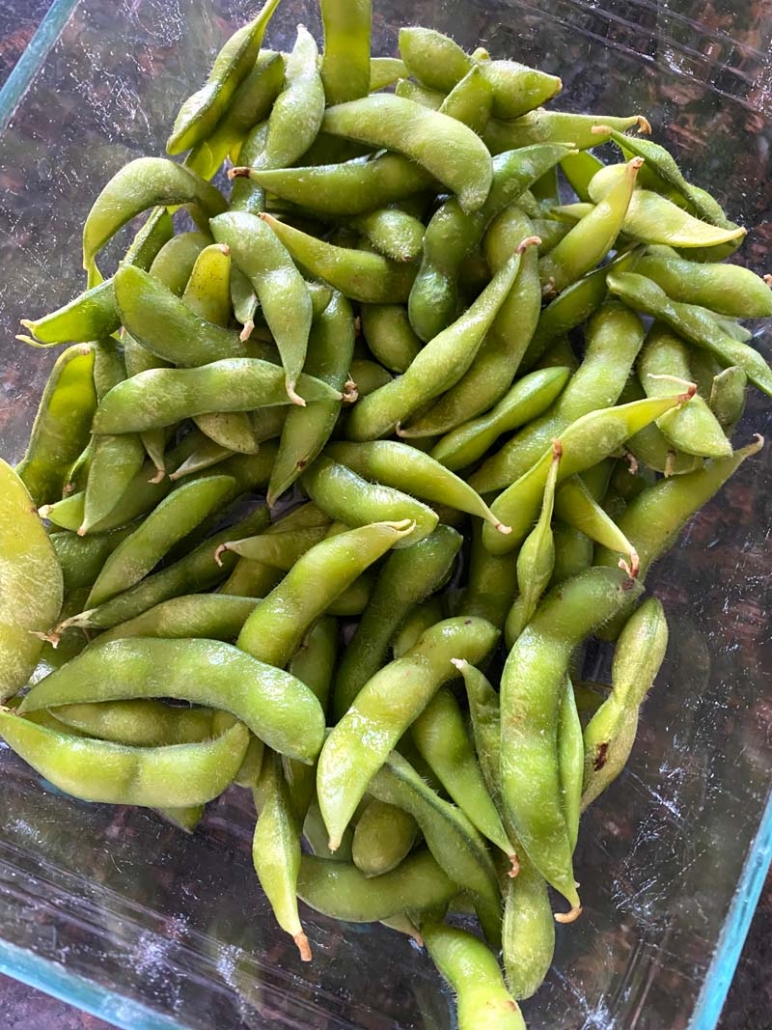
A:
320;0;372;105
484;111;647;154
15;344;97;506
297;850;457;923
500;568;644;912
0;462;64;700
582;598;669;809
50;699;217;748
253;751;311;961
352;799;418;877
422;922;526;1030
237;520;415;668
301;456;438;547
333;525;461;719
86;476;235;607
82;158;226;272
346;248;526;440
632;245;772;317
268;292;355;505
317;616;499;851
0;709;248;807
166;0;282;154
607;270;772;398
92;360;339;434
322;95;492;213
210;211;314;405
326;441;508;532
505;442;561;644
470;301;647;493
257;212;417;304
94;594;260;646
411;687;516;863
21;637;325;764
638;323;731;458
539;157;641;294
367;748;502;945
502;855;555;1000
113;265;260;367
430;366;570;470
485;392;691;555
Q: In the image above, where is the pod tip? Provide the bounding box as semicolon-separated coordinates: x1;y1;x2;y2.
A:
294;932;313;963
554;903;583;924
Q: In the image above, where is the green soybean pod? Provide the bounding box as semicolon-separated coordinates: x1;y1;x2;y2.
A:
459;520;519;631
49;699;218;748
431;366;570;471
229;120;269;215
582;598;669;809
398;27;472;93
439;65;493;133
82;158;226;274
297;850;457;923
85;476;235;608
391;597;444;659
21;637;324;765
15;344;97;507
505;442;561;646
485;393;690;556
210;211;313;406
596;436;764;582
638;323;731;458
166;0;281;154
349;358;393;397
301;456;438;547
558;677;584;853
320;0;371;105
710;366;747;430
93;595;260;646
360;304;422;374
80;342;145;535
55;502;272;632
539;157;642;295
502;855;555;1001
633;245;772;318
186;51;285;178
325;441;507;533
500;568;644;914
236;151;434;217
403;223;543;438
256;26;326;171
352;799;418;877
366;749;502;946
268;292;355;505
0;462;64;699
411;687;516;865
553;475;640;578
283;616;338;822
237;520;414;669
452;659;502;807
422;922;526;1030
0;709;248;808
351;207;425;263
322;94;492;213
252;751;312;962
483;111;647;155
469;300;647;495
369;57;408;91
332;525;462;720
606;270;772;398
317;616;499;853
346;249;525;441
51;526;133;594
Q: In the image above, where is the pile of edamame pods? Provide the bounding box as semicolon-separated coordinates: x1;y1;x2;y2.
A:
1;0;771;1025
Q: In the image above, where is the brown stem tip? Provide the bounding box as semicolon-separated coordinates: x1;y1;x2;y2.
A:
294;932;313;963
554;904;583;924
227;166;251;180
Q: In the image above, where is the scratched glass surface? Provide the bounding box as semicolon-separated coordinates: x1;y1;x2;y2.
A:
0;1;771;1028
